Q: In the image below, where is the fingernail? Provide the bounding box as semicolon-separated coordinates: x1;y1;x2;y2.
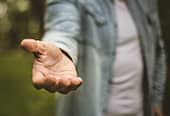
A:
78;77;83;82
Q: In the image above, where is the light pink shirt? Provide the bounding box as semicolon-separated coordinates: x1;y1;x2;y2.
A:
106;0;143;116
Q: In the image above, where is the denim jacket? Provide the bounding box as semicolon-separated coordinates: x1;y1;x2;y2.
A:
42;0;166;116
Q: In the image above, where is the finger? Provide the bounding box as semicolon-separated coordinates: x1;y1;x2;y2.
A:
57;78;70;90
32;69;46;89
20;39;46;55
47;77;82;94
43;76;58;93
56;78;72;94
70;77;83;90
39;74;68;93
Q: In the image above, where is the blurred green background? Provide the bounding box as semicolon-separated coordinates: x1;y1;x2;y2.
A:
0;0;169;116
0;0;55;116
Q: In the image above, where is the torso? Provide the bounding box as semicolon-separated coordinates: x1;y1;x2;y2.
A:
106;0;143;115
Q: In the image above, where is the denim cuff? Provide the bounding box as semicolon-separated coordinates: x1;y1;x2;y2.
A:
42;31;78;64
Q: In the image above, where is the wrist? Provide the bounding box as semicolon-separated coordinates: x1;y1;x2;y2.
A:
60;49;73;61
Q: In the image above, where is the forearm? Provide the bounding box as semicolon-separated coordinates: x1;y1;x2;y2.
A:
42;0;80;64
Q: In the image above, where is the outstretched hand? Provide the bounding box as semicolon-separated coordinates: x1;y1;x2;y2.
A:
21;39;82;94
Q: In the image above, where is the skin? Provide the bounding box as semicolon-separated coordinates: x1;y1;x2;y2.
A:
20;39;82;94
20;39;163;116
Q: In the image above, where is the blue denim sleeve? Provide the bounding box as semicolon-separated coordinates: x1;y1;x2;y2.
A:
42;0;80;64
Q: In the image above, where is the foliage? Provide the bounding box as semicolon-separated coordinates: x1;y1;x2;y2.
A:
0;0;44;50
0;0;56;116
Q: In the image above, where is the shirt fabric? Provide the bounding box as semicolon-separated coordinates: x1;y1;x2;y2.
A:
106;0;143;115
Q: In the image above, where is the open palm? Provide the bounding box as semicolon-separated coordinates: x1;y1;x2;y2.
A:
21;39;82;94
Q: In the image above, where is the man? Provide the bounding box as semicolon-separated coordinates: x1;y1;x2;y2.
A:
21;0;166;116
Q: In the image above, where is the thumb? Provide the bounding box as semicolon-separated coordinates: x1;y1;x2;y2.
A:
20;39;45;55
